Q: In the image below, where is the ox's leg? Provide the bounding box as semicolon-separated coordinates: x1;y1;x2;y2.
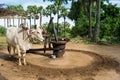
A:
22;47;27;65
23;53;27;65
7;45;12;57
16;45;22;65
13;47;16;56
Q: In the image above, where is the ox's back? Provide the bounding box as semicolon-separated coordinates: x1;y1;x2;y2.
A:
6;27;19;46
6;27;31;50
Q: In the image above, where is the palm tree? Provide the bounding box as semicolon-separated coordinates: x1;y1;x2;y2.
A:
93;0;109;42
50;0;93;39
7;5;25;27
78;0;95;40
43;0;68;3
93;0;100;42
16;5;25;26
27;5;37;28
27;5;33;28
44;0;107;42
45;5;56;19
37;6;43;27
76;0;110;42
54;1;62;28
60;6;68;37
44;0;73;38
88;0;93;39
27;5;38;26
32;5;38;25
6;5;16;26
16;5;25;23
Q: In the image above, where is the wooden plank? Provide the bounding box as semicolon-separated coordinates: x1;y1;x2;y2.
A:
27;48;59;52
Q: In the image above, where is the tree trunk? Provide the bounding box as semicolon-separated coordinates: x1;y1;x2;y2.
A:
93;0;101;42
13;17;14;27
24;18;26;23
50;14;52;21
57;11;59;35
7;18;10;27
57;11;59;28
9;18;11;26
30;18;31;28
57;5;60;35
40;13;42;27
64;17;66;37
18;18;19;27
88;0;93;39
21;18;23;23
4;18;6;28
7;18;8;27
34;15;36;26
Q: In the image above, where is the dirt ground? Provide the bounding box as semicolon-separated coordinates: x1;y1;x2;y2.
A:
0;42;120;80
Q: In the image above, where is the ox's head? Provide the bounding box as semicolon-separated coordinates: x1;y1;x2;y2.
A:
30;26;44;42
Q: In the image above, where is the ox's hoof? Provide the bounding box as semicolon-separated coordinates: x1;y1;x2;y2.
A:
23;63;27;66
18;63;22;66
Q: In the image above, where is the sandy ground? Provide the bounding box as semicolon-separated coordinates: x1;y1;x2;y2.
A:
0;42;120;80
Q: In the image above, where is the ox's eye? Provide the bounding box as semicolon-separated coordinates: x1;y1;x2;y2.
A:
37;32;40;33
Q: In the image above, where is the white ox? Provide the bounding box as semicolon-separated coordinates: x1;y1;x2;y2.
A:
6;24;44;65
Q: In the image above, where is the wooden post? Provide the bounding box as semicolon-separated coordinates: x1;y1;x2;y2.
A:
48;17;58;42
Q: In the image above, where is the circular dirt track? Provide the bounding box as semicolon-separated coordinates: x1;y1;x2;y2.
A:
0;73;7;80
27;50;94;69
0;47;120;80
24;49;119;80
26;49;119;73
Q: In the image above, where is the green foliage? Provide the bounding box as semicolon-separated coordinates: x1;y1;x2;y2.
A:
68;0;120;44
43;0;68;4
27;5;38;14
0;26;6;36
101;3;120;18
37;6;43;14
100;3;120;43
71;16;89;37
45;4;56;17
7;5;25;16
58;22;71;38
68;1;81;21
43;22;71;38
59;6;68;18
68;0;94;38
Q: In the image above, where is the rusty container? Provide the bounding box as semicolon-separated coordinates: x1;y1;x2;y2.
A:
51;40;68;58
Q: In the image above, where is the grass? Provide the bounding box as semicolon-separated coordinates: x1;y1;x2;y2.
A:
70;36;120;46
0;36;7;48
70;36;92;44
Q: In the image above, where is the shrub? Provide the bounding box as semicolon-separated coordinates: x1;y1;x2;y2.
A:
0;26;6;36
